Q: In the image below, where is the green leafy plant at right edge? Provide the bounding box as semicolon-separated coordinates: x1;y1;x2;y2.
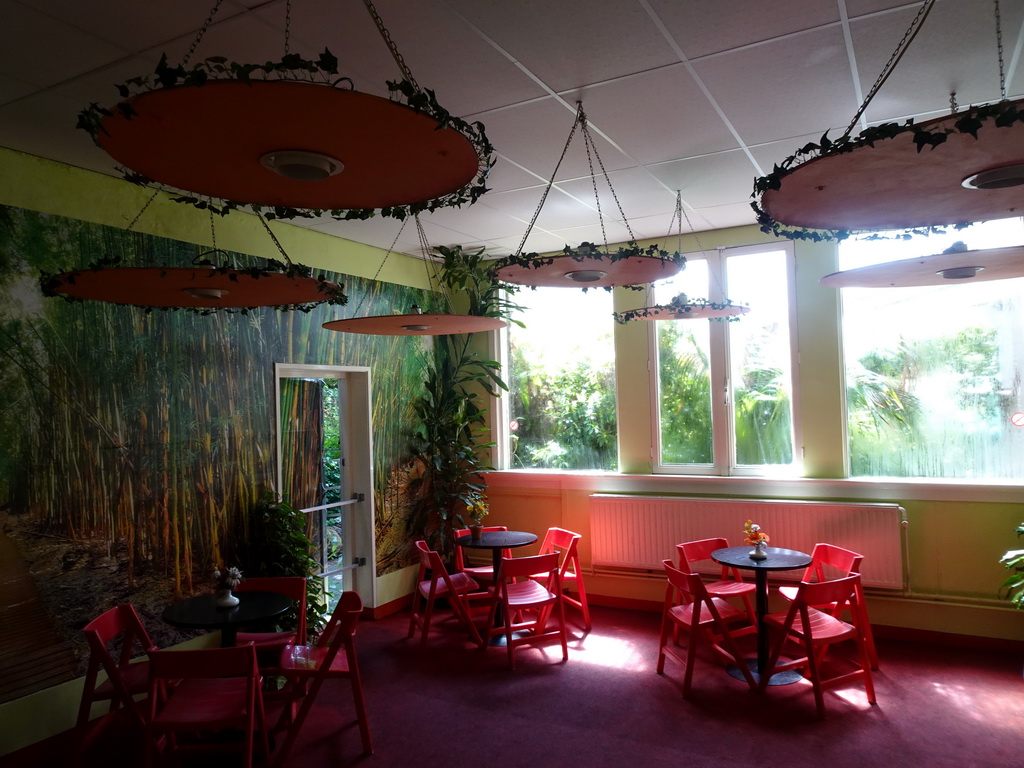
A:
999;523;1024;609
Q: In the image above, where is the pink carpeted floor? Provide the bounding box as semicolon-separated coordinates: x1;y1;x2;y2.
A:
6;604;1023;767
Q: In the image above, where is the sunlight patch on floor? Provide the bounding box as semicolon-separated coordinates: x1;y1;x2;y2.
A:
573;631;650;671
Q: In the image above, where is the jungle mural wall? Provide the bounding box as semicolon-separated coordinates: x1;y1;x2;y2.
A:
0;203;428;702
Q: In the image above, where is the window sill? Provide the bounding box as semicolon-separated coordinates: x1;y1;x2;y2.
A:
485;469;1023;504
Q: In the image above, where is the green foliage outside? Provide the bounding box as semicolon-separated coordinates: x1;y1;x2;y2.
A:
847;327;1011;477
509;342;618;470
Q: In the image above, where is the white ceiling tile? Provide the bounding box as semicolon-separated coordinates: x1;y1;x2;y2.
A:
692;26;860;146
0;3;127;88
646;0;841;59
448;0;679;92
646;151;761;208
577;65;740;165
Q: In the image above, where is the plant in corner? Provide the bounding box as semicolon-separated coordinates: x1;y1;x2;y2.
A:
238;493;328;634
999;522;1024;609
406;245;521;564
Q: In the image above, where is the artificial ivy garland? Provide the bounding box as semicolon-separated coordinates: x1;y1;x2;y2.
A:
493;241;686;293
751;99;1024;242
76;49;495;223
40;252;348;316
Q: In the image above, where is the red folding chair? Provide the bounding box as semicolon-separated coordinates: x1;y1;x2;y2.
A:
407;540;482;646
453;525;510;585
483;552;569;669
657;560;757;698
761;573;877;718
273;590;371;764
677;538;756;623
77;604;155;739
146;643;269;768
777;543;878;669
235;576;309;672
531;526;592;631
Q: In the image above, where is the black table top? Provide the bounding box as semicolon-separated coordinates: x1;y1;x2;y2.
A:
712;545;813;572
161;590;292;631
455;530;538;550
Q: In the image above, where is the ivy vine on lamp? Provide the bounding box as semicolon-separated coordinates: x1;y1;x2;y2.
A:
752;0;1024;289
50;0;493;314
492;101;684;291
614;191;749;324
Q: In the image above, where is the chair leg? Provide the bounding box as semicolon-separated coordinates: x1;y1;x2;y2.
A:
571;572;593;631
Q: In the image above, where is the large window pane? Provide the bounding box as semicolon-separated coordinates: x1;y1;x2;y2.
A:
655;244;795;474
507;287;617;470
727;250;794;467
656;260;713;464
839;218;1024;479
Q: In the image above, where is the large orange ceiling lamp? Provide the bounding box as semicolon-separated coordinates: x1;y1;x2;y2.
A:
46;0;494;313
752;0;1024;288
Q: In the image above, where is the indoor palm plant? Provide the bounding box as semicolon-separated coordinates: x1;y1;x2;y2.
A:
405;245;520;564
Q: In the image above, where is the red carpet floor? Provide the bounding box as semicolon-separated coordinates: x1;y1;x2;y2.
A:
5;604;1023;767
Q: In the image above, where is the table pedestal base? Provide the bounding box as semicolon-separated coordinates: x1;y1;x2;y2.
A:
727;657;804;686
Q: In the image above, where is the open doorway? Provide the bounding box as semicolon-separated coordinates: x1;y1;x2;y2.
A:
275;363;376;609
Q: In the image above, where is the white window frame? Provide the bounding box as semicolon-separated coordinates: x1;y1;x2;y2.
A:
650;241;800;477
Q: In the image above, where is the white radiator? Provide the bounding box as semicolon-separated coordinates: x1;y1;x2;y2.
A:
589;494;907;590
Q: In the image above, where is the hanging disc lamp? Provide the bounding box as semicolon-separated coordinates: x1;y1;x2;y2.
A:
492;101;683;289
76;0;493;222
322;219;508;336
753;0;1024;241
614;192;749;323
819;242;1024;288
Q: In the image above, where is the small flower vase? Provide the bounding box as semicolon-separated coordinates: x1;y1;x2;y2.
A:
469;524;484;541
749;541;768;561
215;588;239;608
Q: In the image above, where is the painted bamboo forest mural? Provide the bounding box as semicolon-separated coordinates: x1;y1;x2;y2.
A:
0;203;430;702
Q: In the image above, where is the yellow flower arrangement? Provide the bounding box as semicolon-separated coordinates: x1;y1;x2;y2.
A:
743;520;769;547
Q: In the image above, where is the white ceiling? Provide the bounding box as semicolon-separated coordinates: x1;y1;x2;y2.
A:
1;0;1021;259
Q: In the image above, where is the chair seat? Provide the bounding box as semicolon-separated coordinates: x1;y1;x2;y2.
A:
235;629;297;648
669;596;749;627
153;678;253;727
505;579;556;608
768;606;855;644
418;571;478;597
279;644;353;675
93;659;150;698
705;579;755;597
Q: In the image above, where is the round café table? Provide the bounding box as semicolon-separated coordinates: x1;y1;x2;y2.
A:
456;530;538;645
162;590;292;647
711;545;813;685
455;529;538;580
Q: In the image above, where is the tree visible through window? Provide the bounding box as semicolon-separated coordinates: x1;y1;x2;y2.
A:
507;288;617;470
839;219;1024;479
655;244;796;474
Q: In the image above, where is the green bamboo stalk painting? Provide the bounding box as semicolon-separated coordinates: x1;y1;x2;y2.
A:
0;204;432;699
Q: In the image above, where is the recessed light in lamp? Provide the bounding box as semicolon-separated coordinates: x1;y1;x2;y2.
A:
962;163;1024;190
937;266;983;280
565;270;607;283
260;150;344;181
183;287;229;299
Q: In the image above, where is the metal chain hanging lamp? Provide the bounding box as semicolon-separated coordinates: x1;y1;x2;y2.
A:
39;193;346;314
76;0;494;222
493;101;683;290
614;192;749;323
753;0;1024;244
322;217;506;336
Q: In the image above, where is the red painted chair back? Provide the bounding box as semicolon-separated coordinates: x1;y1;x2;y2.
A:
274;590;372;761
535;526;592;630
78;604;155;732
235;575;309;652
146;643;268;768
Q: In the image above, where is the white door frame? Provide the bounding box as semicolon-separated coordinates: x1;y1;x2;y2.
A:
274;363;376;608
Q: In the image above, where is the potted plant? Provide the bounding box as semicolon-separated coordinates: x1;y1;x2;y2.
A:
999;522;1024;609
406;245;521;564
466;493;489;541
